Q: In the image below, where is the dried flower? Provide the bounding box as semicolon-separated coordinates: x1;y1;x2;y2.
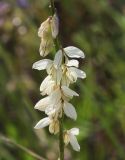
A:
38;14;59;57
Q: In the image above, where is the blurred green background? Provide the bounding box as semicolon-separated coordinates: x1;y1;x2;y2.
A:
0;0;125;159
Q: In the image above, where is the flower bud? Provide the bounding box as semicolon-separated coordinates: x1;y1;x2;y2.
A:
38;14;59;57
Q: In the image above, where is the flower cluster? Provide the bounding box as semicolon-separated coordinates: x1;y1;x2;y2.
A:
33;14;86;152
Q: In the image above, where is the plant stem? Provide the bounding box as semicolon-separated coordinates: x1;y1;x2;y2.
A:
50;0;64;159
59;115;64;160
50;0;55;15
0;134;46;160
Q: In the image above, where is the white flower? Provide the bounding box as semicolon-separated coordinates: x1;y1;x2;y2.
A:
64;128;80;152
62;64;86;85
35;87;62;116
63;101;77;120
34;117;59;134
33;51;63;85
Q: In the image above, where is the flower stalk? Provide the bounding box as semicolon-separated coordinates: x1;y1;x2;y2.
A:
33;0;86;159
50;1;64;158
59;114;64;160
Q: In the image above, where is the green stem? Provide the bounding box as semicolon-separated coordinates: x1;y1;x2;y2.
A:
50;0;55;15
50;0;64;160
59;115;64;160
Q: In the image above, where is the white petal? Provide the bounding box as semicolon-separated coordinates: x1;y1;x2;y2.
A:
56;67;62;84
51;13;59;38
61;86;79;98
40;75;55;95
40;75;51;92
66;68;78;82
49;120;59;134
64;46;85;58
32;59;52;70
50;88;61;105
70;128;79;136
34;96;50;111
63;101;77;120
39;40;53;57
45;105;56;115
34;117;51;129
52;67;62;85
69;67;86;79
54;50;62;69
67;60;79;68
69;134;80;152
38;17;50;37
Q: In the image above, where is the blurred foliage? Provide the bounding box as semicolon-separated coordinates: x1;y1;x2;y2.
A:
0;0;125;159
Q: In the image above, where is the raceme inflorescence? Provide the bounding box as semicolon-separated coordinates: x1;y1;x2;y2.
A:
32;4;86;159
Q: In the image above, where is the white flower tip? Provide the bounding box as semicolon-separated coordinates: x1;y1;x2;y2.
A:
75;93;79;96
32;63;36;69
81;72;86;79
34;105;38;109
34;125;39;129
70;128;79;135
73;115;77;121
75;145;80;152
81;52;85;59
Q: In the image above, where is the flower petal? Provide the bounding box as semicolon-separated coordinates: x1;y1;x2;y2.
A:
40;75;51;91
50;88;61;105
67;60;79;68
56;67;62;84
70;128;79;136
34;96;50;111
69;134;80;152
38;20;47;37
45;105;56;115
40;75;55;95
32;59;52;70
51;13;59;38
61;86;79;98
54;50;62;69
34;117;51;129
39;40;53;57
69;67;86;79
49;120;59;134
66;68;77;82
64;46;85;58
63;101;77;120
